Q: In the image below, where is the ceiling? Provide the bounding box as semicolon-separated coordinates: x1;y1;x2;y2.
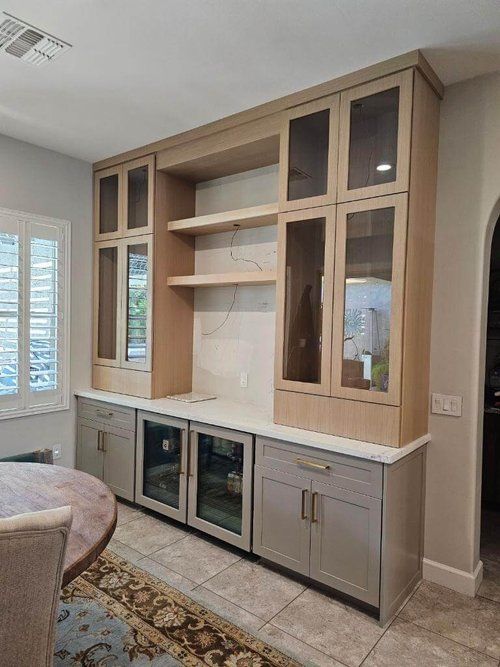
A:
1;0;499;163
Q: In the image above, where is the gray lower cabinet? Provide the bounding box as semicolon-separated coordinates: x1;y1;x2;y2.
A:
76;398;136;502
253;465;310;575
309;481;381;606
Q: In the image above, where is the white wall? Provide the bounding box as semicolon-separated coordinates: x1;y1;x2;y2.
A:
425;72;500;591
0;133;92;467
192;166;278;410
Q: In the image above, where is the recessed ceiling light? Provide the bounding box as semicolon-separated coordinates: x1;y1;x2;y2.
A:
376;163;392;172
0;12;71;66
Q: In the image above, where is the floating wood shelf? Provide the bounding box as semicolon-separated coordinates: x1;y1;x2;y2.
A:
168;203;278;236
167;271;276;288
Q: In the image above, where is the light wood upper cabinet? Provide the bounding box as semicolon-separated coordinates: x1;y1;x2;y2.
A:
94;166;123;241
121;235;153;372
338;70;413;202
279;95;339;212
93;240;123;367
275;206;335;396
93;236;153;372
123;155;155;236
94;155;155;241
331;194;408;406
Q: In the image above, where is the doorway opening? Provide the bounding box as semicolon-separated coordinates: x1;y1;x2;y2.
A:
481;215;500;573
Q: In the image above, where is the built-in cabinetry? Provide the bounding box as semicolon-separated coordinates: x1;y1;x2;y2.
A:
76;398;135;501
135;411;253;550
91;52;442;447
274;69;440;446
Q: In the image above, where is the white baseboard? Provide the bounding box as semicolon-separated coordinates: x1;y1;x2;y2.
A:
422;558;483;596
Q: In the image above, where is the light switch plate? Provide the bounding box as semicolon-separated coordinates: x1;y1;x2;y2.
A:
431;393;462;417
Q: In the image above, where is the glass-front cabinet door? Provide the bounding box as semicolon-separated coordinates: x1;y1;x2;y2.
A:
187;423;253;550
93;240;122;367
123;155;155;236
120;236;153;372
94;166;123;241
331;194;408;405
279;95;339;212
338;70;413;203
275;206;335;395
136;411;189;521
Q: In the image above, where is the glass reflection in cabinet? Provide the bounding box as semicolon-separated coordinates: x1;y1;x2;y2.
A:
288;109;330;201
99;174;119;235
196;433;245;535
97;245;118;360
127;165;149;231
348;87;399;191
342;207;394;393
283;217;325;384
126;243;148;363
142;420;183;509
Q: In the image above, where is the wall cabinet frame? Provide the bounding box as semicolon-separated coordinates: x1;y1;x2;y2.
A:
331;193;408;406
94;155;155;241
274;206;335;396
337;70;413;203
279;95;339;212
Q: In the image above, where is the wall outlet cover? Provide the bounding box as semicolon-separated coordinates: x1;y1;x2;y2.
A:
52;444;62;459
240;372;248;388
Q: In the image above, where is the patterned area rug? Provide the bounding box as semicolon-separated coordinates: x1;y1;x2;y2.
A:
55;549;299;666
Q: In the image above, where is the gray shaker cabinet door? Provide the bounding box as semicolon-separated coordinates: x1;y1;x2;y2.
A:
77;418;104;481
103;425;136;502
310;481;381;606
253;465;311;576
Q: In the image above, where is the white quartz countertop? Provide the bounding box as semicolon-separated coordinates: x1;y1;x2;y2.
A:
75;389;430;465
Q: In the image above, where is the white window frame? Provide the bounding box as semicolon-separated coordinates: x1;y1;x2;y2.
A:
0;207;70;420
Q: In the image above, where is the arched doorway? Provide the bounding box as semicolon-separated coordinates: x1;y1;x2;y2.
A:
480;214;500;590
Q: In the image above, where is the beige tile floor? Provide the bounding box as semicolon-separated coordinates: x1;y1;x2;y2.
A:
110;501;500;667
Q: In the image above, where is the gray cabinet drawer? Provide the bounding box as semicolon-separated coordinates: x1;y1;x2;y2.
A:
255;436;383;498
78;397;135;431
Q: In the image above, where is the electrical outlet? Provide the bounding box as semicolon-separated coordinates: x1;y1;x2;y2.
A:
240;372;248;388
52;444;62;460
431;393;462;417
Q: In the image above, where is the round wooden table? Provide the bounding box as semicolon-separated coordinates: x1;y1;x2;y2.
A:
0;462;117;586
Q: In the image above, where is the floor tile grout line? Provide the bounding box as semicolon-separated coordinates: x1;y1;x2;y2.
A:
264;584;310;625
135;555;199;590
398;617;500;661
190;585;269;631
195;554;245;588
264;621;351;667
358;616;396;667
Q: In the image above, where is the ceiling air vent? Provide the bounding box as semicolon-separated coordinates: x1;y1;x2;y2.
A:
0;12;71;65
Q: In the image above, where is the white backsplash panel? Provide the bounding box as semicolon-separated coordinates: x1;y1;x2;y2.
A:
191;166;278;410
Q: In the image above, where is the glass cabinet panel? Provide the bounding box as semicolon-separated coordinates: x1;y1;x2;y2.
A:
142;419;184;510
195;432;245;536
288;109;330;202
347;87;399;191
127;165;149;231
98;173;120;235
341;206;395;393
283;217;326;384
97;245;119;361
125;241;149;365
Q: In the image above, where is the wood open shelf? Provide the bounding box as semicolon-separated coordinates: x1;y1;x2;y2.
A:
168;203;278;236
167;271;276;288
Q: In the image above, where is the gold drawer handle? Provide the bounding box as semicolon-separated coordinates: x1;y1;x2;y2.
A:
96;409;114;418
296;458;330;471
311;492;319;523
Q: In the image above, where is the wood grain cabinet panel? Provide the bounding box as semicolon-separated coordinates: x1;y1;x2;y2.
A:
279;95;339;212
337;70;413;203
253;465;311;575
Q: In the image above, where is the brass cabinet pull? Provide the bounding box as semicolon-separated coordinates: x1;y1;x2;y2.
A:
296;458;330;471
97;431;102;451
102;431;107;453
301;489;308;520
311;492;319;523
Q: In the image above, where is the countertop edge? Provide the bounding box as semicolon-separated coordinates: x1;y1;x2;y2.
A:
74;389;430;465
